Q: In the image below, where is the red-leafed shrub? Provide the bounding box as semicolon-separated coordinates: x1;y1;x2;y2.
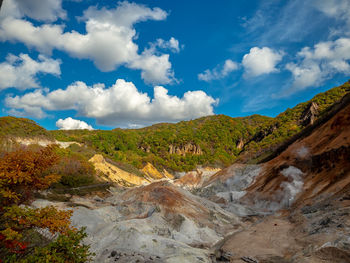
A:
0;146;93;262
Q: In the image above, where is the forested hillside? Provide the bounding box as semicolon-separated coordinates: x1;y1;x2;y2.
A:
2;81;349;172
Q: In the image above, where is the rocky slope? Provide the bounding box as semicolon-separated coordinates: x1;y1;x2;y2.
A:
27;99;349;262
202;93;350;262
32;181;244;263
89;154;174;187
245;93;350;208
89;154;150;186
2;83;350;262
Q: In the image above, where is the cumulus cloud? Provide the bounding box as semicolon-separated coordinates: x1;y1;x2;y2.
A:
279;1;350;95
153;37;182;53
198;59;239;81
1;0;66;22
0;1;177;85
242;47;283;77
284;37;350;94
14;0;66;22
0;53;61;90
128;50;174;85
6;79;218;127
56;117;94;130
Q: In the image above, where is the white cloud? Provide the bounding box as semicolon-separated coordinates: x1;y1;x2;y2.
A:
285;37;350;94
6;79;218;127
222;60;239;75
128;50;174;85
313;0;350;35
0;53;61;90
14;0;66;22
313;0;350;18
286;63;321;92
0;1;177;85
56;117;94;130
198;59;239;81
153;37;182;53
1;0;66;22
242;47;283;77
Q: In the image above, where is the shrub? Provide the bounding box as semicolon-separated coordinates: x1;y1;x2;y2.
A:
51;154;96;188
0;146;93;262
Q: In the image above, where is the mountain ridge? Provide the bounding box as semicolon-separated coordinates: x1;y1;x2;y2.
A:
1;81;349;174
1;81;350;262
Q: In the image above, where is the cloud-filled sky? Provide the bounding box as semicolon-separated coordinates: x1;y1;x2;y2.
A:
0;0;350;130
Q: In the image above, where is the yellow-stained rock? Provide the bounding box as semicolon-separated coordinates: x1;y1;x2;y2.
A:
141;162;164;180
141;162;174;180
162;169;174;180
89;154;149;187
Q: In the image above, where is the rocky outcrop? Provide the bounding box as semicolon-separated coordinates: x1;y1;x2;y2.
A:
89;154;149;187
139;145;151;153
169;143;203;156
301;101;319;126
162;169;174;180
89;156;174;186
141;162;174;180
174;167;222;189
250;124;278;143
13;137;81;149
236;138;244;150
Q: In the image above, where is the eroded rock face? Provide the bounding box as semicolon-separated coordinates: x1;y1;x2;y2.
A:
141;162;174;180
89;154;149;187
236;138;245;150
245;103;350;208
196;164;262;216
139;145;151;153
301;101;319;126
174;167;221;189
90;155;174;187
169;143;203;155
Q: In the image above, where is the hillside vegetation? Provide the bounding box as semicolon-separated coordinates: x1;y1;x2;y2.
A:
238;81;350;161
1;81;349;172
53;114;273;171
0;116;52;140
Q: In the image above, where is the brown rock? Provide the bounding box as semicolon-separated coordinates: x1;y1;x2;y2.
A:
301;101;319;126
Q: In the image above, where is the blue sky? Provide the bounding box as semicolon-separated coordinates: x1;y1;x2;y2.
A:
0;0;350;130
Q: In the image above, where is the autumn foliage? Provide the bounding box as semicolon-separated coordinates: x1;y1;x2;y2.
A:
0;146;92;262
0;146;60;205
